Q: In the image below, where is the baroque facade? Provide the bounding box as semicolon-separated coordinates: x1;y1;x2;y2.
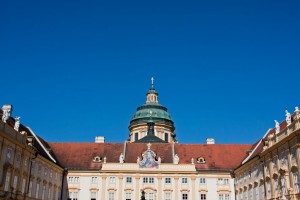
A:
1;79;299;200
234;108;300;200
0;105;64;200
49;81;251;200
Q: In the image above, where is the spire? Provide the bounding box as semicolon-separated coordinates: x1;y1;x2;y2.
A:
151;77;154;89
146;77;158;104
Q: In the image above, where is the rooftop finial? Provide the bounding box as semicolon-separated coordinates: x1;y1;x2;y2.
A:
151;77;154;89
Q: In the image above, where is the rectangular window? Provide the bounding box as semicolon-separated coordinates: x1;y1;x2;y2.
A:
21;178;26;194
73;192;78;200
68;192;73;200
149;177;154;183
4;171;11;192
200;178;206;184
165;133;169;142
224;178;229;185
68;177;73;182
74;177;79;182
13;175;18;193
135;133;139;141
126;177;132;183
36;183;40;199
165;178;171;184
218;194;224;200
109;177;116;184
29;181;32;197
165;192;171;200
91;177;97;183
200;194;206;200
294;172;300;193
48;188;51;199
109;192;115;200
182;194;188;200
225;194;230;200
126;192;132;200
143;177;148;183
182;178;188;184
146;193;154;200
91;191;96;200
42;185;46;200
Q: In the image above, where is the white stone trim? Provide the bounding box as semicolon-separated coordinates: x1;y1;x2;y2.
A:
26;126;57;163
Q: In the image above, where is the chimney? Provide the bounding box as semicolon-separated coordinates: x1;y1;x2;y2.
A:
206;138;215;144
95;136;105;143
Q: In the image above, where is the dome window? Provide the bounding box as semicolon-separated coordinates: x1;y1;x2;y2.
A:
93;156;102;163
197;157;206;164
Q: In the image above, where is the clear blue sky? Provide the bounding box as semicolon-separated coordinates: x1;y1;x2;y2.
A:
1;0;299;144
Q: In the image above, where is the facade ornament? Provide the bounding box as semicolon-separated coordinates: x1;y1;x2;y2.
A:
173;154;179;164
14;117;20;131
295;106;299;113
275;120;280;133
103;156;107;163
137;156;140;163
20;131;27;135
147;143;151;150
119;153;124;163
2;104;12;123
191;158;194;164
285;110;291;125
158;157;161;164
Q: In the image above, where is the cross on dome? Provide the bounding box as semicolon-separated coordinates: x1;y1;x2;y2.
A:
151;77;154;89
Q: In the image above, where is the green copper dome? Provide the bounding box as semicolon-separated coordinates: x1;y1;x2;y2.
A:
130;78;174;126
130;102;174;126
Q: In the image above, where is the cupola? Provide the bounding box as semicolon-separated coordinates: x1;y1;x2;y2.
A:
129;78;176;143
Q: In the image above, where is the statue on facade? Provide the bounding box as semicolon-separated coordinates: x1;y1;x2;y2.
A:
14;117;20;131
119;153;124;163
191;158;194;164
141;190;146;200
173;154;179;164
103;156;107;163
158;157;161;164
295;107;299;113
275;120;280;133
285;110;291;125
2;105;12;123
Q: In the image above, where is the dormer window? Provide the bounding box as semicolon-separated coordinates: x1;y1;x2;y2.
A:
197;157;206;164
93;156;101;163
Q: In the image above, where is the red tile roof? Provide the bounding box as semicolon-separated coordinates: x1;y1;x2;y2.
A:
48;142;124;170
175;144;252;171
49;142;251;171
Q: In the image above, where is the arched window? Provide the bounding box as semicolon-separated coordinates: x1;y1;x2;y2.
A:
197;157;206;164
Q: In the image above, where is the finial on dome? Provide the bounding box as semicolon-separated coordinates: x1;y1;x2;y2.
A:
151;77;154;89
146;77;158;103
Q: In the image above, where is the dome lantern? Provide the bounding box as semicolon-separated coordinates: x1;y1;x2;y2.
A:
129;78;176;143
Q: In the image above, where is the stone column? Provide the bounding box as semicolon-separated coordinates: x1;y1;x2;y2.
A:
157;176;162;200
174;177;179;200
118;176;123;200
268;156;276;199
101;176;106;200
287;145;295;197
191;176;196;200
135;176;140;200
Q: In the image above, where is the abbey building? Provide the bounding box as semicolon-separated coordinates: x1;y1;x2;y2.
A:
0;79;300;200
